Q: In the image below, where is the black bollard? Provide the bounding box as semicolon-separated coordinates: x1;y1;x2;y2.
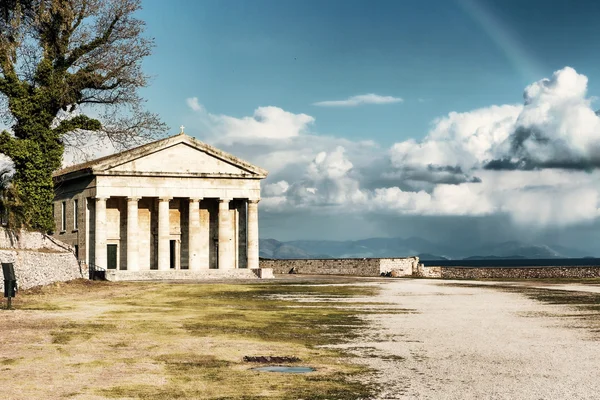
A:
2;263;16;310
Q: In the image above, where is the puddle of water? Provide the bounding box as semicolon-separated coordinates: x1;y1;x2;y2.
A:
252;366;314;373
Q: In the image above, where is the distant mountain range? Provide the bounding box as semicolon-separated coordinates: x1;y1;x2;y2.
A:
259;237;594;260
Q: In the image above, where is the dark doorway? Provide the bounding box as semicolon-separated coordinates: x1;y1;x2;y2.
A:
107;244;117;270
170;240;176;269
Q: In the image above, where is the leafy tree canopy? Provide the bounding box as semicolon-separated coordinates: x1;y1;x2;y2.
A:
0;0;166;231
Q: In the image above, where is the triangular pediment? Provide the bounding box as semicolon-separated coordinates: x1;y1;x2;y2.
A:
54;134;268;179
107;142;253;175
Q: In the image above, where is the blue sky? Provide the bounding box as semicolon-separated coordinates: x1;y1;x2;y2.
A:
123;0;600;251
138;0;600;145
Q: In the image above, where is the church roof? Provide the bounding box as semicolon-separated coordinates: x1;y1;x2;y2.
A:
53;133;268;181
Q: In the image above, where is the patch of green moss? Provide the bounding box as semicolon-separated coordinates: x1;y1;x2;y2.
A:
0;357;20;365
51;322;115;344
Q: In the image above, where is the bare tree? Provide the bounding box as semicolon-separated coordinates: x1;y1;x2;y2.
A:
0;0;166;231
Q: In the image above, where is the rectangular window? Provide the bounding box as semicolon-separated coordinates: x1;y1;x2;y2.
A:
61;201;66;232
73;199;79;230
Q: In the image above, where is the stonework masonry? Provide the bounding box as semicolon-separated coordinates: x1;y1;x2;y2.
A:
380;258;420;276
260;257;419;276
0;229;82;292
414;263;442;278
437;266;600;279
260;257;600;280
104;268;261;281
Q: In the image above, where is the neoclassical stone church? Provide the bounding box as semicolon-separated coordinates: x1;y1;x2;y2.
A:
52;132;267;279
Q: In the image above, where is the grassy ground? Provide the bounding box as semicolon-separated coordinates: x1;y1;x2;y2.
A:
0;279;391;400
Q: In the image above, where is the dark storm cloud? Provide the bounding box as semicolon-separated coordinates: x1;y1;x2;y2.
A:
484;157;599;172
378;164;482;186
484;126;600;172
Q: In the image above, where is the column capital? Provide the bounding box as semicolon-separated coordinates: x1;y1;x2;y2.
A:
94;196;109;201
219;198;232;204
189;197;203;203
127;196;141;202
248;198;260;204
159;196;172;202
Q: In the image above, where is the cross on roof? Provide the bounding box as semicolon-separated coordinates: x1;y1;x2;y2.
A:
179;125;185;134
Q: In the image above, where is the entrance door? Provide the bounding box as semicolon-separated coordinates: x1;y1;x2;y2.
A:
170;240;177;269
107;244;118;270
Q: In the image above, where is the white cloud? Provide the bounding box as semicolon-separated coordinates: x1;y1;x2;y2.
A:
498;66;600;169
313;93;403;107
186;67;600;229
265;146;368;211
213;106;314;143
390;104;523;172
263;180;290;197
186;99;377;177
186;97;204;112
186;98;314;145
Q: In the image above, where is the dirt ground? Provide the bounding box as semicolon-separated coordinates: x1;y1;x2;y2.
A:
330;278;600;400
2;277;600;399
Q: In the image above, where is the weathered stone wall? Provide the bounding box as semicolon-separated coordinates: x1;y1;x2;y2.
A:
0;229;82;291
260;257;419;277
438;266;600;280
380;258;420;276
0;229;72;252
414;263;442;278
259;257;600;280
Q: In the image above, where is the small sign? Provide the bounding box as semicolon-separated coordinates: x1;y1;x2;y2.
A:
2;262;15;281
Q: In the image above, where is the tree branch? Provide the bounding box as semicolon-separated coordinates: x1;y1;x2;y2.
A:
70;1;87;35
63;13;120;69
52;114;101;136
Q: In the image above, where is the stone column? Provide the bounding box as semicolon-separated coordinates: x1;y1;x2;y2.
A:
247;199;260;270
158;197;172;271
218;198;234;270
94;196;108;270
126;197;140;271
188;198;202;270
198;201;210;269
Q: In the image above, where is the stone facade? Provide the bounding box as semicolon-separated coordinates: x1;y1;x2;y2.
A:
52;133;269;280
260;257;419;277
0;229;82;292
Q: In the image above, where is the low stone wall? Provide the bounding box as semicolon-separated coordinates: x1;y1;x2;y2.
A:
260;257;600;280
260;257;419;277
0;229;81;292
380;258;420;276
439;266;600;280
0;229;72;252
104;268;264;281
415;263;442;278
